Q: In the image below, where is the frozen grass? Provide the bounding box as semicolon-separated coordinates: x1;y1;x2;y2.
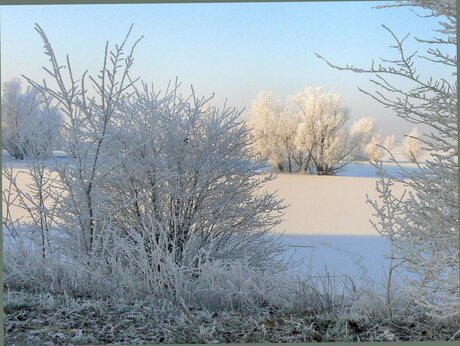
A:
3;234;352;314
5;288;459;345
5;232;460;344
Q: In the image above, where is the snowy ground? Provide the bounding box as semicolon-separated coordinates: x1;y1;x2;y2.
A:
259;158;413;284
337;161;419;178
279;234;406;286
2;151;415;286
2;150;69;168
262;170;409;236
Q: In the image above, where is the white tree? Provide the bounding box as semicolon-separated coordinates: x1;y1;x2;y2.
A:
248;91;301;172
364;132;397;163
248;91;287;171
292;87;375;175
1;78;61;160
277;111;299;173
383;134;396;153
403;128;423;163
349;116;380;161
317;0;458;320
293;117;314;172
364;132;383;162
249;87;377;175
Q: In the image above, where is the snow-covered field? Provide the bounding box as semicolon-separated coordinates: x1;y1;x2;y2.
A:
259;157;412;284
280;234;398;285
3;152;415;284
262;166;409;236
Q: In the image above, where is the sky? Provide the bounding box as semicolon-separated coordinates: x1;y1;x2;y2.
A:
1;1;454;139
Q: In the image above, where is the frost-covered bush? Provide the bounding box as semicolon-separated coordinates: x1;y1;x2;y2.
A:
180;258;293;311
3;24;287;304
249;87;377;175
97;82;286;269
317;0;459;321
1;78;61;159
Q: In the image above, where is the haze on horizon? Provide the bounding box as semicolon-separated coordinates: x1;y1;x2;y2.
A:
1;1;453;139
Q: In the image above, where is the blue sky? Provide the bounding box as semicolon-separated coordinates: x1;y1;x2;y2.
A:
0;1;452;138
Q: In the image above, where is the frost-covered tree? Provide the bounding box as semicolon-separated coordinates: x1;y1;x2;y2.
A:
277;111;299;173
365;132;383;162
293;117;315;173
364;133;397;162
292;87;375;175
249;87;376;175
383;134;396;153
317;0;458;320
249;91;296;172
1;78;61;159
403;128;423;163
349;116;379;160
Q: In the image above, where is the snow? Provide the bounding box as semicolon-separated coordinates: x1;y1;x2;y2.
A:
280;234;399;285
2;150;69;169
3;151;412;286
335;145;425;178
262;172;408;236
336;161;420;178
